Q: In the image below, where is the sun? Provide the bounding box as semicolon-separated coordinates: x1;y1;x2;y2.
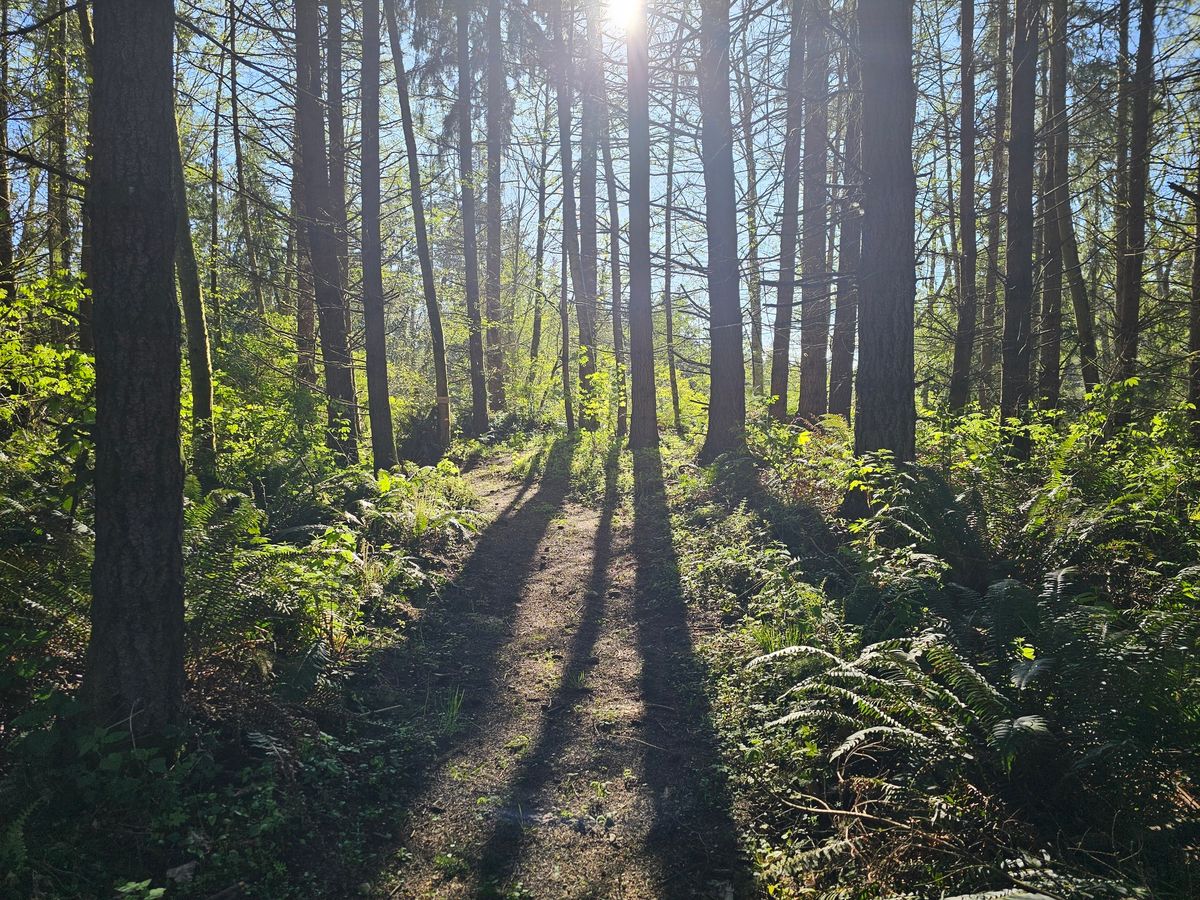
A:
605;0;642;31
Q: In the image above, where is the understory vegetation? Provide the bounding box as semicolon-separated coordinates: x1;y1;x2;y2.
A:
674;404;1200;898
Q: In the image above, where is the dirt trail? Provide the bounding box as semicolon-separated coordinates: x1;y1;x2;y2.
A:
378;443;751;898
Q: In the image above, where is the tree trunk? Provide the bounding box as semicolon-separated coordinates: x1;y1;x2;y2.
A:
797;0;830;421
325;0;350;328
979;0;1008;407
0;0;15;309
854;0;916;462
361;0;396;470
1037;78;1063;409
1052;0;1098;393
736;31;764;396
601;118;627;436
76;1;95;348
627;0;658;447
383;0;450;447
948;0;977;409
576;9;601;429
484;0;507;412
698;0;746;462
296;0;359;463
828;38;860;419
1169;182;1200;440
1114;0;1156;383
48;4;71;276
1112;0;1130;357
208;37;226;349
560;245;575;431
999;0;1039;426
292;139;318;388
528;91;550;368
84;0;184;735
661;50;682;435
458;0;489;434
229;0;266;318
171;112;217;491
768;0;804;421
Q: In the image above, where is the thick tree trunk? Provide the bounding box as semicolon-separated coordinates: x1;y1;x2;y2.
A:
1169;182;1200;440
698;0;746;462
627;0;658;447
1037;83;1063;409
1114;0;1156;382
769;0;804;420
999;0;1039;425
383;0;450;447
171;112;217;491
828;41;861;419
84;0;184;735
948;0;977;409
458;0;490;434
325;0;350;327
979;0;1008;407
797;0;830;421
296;0;359;463
361;0;396;470
484;0;507;412
854;0;916;462
736;32;764;396
229;0;266;318
76;2;95;348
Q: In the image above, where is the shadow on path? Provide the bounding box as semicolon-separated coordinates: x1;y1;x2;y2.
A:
632;448;753;897
472;442;622;889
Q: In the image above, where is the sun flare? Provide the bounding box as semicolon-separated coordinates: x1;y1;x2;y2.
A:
605;0;642;31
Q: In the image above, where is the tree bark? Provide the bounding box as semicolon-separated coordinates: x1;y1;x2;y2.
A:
528;91;550;368
698;0;747;462
1114;0;1156;383
384;0;451;447
0;0;15;309
458;0;490;434
661;51;682;435
768;0;804;420
361;0;396;470
1169;182;1200;440
560;242;575;431
1037;73;1063;409
828;37;860;419
484;0;507;412
208;37;226;349
627;0;658;447
948;0;978;409
48;3;71;275
296;0;359;463
854;0;916;462
601;116;627;436
797;0;830;421
325;0;350;327
576;8;601;429
999;0;1039;425
84;0;184;735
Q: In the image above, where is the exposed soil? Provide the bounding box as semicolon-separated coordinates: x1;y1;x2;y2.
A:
372;441;753;899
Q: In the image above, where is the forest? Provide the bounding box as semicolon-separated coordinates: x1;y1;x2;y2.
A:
1;0;1199;896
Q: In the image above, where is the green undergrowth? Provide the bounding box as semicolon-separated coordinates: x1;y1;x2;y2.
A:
665;409;1200;898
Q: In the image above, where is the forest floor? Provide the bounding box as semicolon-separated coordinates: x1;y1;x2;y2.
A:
370;440;753;899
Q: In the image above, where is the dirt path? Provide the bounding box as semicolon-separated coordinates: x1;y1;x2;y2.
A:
376;442;752;899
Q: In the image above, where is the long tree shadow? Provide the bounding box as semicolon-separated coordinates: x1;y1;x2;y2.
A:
632;448;754;897
362;437;579;863
472;441;622;890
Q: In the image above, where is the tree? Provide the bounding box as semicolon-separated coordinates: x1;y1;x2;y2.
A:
626;0;658;448
853;0;916;462
576;7;602;430
661;43;683;434
229;0;266;318
948;0;977;410
736;30;764;396
484;0;507;411
979;0;1008;407
459;0;489;434
768;0;804;421
697;0;746;462
362;0;396;470
828;33;860;419
0;0;14;308
1114;0;1156;382
295;0;359;463
384;0;451;448
999;0;1038;426
170;110;217;491
84;0;184;734
797;0;830;421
